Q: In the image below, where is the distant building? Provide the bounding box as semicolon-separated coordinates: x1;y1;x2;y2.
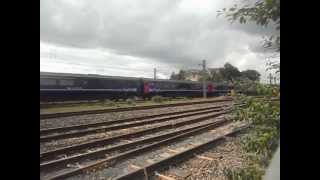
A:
183;67;224;82
184;69;202;81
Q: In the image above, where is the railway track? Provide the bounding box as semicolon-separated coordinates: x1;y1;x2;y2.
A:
40;99;251;179
115;125;248;180
40;98;233;119
40;119;230;171
40;104;231;136
40;105;230;142
40;109;231;162
41;116;233;180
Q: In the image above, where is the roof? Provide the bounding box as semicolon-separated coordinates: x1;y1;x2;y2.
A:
40;71;140;80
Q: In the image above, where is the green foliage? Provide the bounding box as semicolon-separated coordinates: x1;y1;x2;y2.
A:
227;88;279;179
221;63;241;82
198;70;211;82
151;95;164;103
218;0;280;52
173;63;262;84
234;79;259;95
125;98;135;105
208;68;225;82
99;99;116;106
224;166;264;180
241;70;261;81
170;70;187;80
233;91;280;160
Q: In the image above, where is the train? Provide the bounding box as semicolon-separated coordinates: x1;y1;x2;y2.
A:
40;72;231;102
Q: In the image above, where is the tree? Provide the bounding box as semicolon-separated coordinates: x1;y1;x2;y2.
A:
241;69;261;81
218;0;280;52
170;72;177;80
178;70;186;80
209;70;224;82
220;63;241;83
170;70;186;80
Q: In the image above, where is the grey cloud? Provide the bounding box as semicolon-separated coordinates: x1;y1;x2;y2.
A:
41;0;278;80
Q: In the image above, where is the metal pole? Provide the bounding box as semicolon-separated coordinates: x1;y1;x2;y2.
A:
154;68;156;80
202;60;207;98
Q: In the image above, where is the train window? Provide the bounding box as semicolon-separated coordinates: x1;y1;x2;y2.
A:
82;80;88;85
59;79;74;86
177;83;190;89
40;78;56;86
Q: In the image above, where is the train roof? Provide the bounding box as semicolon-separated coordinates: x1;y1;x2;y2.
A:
40;71;140;81
40;72;202;84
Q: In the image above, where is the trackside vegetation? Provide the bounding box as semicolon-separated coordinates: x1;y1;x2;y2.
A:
224;84;279;180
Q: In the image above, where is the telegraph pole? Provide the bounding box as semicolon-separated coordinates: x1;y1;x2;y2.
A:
154;68;157;80
202;60;207;98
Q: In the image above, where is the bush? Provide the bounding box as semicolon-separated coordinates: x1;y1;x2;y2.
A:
151;95;164;103
126;98;135;105
230;86;280;179
99;99;116;106
234;95;280;155
224;166;264;180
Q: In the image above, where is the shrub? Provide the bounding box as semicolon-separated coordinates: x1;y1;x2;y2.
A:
151;95;164;103
126;98;135;105
224;166;264;180
230;85;280;179
99;99;116;106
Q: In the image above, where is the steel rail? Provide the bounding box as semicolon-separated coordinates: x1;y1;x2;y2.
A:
40;109;230;162
40;104;230;136
45;119;230;180
115;125;249;180
40;108;225;142
40;98;232;119
40;119;230;171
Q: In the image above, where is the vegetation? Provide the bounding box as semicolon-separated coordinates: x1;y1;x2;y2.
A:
220;63;241;83
241;70;261;82
125;98;136;105
172;62;261;86
225;84;280;179
234;79;259;95
217;8;281;171
151;95;164;103
99;99;117;106
218;0;280;52
170;70;187;80
224;165;264;180
209;68;224;82
218;0;280;76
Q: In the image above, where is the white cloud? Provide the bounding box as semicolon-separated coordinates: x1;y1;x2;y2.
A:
40;0;279;82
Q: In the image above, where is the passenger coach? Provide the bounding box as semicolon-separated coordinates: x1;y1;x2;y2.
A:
40;72;230;101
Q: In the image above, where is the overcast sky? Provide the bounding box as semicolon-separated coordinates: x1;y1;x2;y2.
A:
40;0;279;83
